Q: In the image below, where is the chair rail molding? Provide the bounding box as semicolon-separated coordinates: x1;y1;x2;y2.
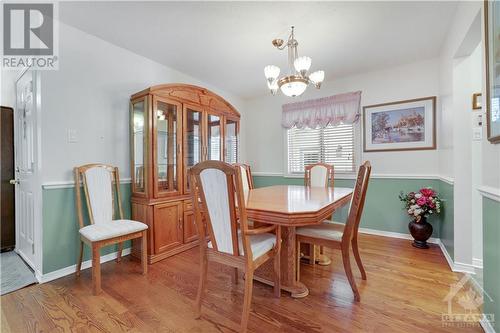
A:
252;171;454;183
478;185;500;202
42;178;132;190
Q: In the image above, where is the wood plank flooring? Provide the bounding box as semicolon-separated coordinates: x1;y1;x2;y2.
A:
1;234;483;332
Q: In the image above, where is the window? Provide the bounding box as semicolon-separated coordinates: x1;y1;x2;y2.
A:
287;124;355;174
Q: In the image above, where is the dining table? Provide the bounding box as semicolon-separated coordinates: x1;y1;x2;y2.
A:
244;185;353;298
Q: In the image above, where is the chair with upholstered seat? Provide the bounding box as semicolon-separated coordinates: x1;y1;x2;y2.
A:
305;162;334;187
233;163;254;191
190;161;281;333
74;164;148;295
296;161;371;301
303;163;334;263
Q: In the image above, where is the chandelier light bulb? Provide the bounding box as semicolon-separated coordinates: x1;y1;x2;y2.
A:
265;27;324;97
264;65;280;82
267;80;279;95
309;70;325;88
294;56;312;76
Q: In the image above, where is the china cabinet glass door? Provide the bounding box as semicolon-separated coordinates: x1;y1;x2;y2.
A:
153;97;182;197
130;97;148;196
183;105;204;192
224;117;239;164
207;113;222;161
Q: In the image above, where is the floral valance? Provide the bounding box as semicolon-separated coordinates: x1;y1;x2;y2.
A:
281;91;362;129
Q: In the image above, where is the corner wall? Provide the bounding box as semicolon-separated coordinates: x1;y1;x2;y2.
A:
438;1;482;269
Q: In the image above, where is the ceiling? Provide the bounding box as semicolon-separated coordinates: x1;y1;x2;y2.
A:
59;1;458;99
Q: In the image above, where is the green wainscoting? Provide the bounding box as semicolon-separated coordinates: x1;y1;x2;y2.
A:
42;184;132;274
253;176;444;236
483;197;500;329
438;181;454;260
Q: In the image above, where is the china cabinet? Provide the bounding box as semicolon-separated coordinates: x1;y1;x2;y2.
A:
130;84;240;263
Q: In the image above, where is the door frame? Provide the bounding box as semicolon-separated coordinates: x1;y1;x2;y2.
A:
14;67;43;281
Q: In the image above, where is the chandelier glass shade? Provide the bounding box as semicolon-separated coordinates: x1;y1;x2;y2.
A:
264;26;324;97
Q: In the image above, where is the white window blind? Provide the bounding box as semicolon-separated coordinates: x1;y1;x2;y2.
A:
287;124;355;174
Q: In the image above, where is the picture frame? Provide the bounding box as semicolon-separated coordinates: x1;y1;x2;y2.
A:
472;93;482;110
363;96;436;152
484;0;500;143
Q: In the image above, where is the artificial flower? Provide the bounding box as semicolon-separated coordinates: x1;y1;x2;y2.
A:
420;188;435;197
399;188;443;220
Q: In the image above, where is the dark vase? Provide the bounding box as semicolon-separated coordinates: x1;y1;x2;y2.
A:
408;216;433;249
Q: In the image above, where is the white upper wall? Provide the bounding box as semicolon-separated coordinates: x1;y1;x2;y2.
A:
1;70;20;108
40;22;245;183
438;1;482;181
242;58;441;177
438;0;499;191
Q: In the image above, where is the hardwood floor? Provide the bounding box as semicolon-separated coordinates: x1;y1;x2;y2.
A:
1;234;483;332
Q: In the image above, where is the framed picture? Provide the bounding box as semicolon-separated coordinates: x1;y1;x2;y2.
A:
472;93;482;110
484;0;500;143
363;96;436;152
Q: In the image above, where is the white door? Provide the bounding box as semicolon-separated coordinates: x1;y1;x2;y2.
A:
14;69;39;269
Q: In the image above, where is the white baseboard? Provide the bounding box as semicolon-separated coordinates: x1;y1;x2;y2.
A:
436;240;476;274
328;222;476;276
358;226;440;244
453;261;477;274
480;314;496;333
473;258;483;269
467;273;484;295
39;248;131;283
329;221;439;244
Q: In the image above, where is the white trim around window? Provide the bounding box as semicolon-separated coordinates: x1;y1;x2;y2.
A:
283;122;361;178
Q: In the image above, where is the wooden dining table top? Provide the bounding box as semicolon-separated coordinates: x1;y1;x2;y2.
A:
244;185;353;227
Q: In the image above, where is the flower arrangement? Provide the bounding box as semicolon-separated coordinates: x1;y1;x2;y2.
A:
399;188;442;222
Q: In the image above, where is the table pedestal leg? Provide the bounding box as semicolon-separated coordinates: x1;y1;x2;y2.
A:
254;226;309;298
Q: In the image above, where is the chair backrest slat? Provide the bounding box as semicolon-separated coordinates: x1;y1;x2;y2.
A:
305;163;334;187
342;161;371;244
74;164;122;228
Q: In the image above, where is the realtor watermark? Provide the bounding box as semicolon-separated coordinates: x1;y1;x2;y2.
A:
2;2;59;70
442;274;495;329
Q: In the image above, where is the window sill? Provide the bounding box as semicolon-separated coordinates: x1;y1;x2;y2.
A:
284;172;357;179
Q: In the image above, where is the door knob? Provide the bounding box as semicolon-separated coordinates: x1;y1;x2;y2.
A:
9;179;19;185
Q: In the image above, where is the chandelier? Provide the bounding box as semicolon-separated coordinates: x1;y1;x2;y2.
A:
264;26;325;97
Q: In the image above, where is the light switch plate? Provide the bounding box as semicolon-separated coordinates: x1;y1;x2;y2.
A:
472;127;482;141
67;129;78;143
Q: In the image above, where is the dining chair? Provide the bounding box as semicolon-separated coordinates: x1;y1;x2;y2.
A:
74;164;148;295
296;161;371;301
304;162;334;188
303;162;334;264
190;161;281;333
233;163;254;191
